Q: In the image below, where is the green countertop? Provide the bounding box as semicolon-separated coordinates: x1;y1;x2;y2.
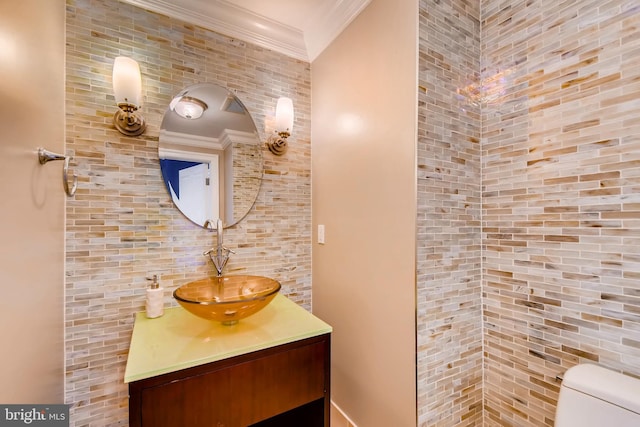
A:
124;293;332;383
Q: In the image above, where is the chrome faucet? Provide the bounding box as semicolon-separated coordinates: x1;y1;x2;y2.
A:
203;218;234;276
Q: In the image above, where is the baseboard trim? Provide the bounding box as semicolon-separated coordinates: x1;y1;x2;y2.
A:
331;400;358;427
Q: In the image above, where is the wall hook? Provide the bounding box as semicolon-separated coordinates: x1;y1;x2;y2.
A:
38;147;78;197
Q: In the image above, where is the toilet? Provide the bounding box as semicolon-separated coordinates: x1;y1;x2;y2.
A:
555;364;640;426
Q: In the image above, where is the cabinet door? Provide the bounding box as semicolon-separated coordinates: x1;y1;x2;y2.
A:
135;338;328;427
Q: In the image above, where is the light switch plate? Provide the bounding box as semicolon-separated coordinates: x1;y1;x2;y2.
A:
318;224;325;244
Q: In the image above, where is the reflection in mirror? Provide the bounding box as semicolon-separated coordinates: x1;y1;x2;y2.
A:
159;83;262;228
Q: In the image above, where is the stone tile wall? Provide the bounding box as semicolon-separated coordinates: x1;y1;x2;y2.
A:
481;0;640;425
232;141;263;222
65;0;311;425
417;1;484;426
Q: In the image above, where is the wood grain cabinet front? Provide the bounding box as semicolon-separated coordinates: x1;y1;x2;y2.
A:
129;334;330;427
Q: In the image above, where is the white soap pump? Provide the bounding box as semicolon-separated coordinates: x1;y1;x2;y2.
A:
145;274;164;319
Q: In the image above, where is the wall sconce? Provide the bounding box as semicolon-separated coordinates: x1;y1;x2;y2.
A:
266;97;294;156
170;94;208;120
112;56;146;136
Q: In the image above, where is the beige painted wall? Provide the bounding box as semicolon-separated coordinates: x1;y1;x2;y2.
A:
0;0;65;402
311;0;418;425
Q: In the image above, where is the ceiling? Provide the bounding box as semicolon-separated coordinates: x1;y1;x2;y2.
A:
120;0;372;61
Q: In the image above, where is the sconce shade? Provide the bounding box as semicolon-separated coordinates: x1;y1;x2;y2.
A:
113;56;142;107
112;56;145;136
266;97;294;156
275;97;294;133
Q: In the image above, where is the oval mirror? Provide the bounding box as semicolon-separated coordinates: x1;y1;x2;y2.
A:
159;83;262;228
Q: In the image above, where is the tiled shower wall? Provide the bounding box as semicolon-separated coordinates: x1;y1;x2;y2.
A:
65;0;311;425
482;1;640;426
417;0;483;425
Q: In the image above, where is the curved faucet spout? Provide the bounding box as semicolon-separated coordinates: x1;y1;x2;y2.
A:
203;218;233;276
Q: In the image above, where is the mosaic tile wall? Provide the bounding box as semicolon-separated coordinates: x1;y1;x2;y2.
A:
481;0;640;425
232;141;263;222
65;0;311;425
417;1;484;425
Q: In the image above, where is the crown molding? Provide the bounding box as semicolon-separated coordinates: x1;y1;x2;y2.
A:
304;0;372;61
159;128;256;152
120;0;307;60
159;129;225;151
119;0;370;62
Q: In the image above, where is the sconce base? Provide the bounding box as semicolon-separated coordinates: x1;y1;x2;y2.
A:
266;131;289;156
113;109;146;136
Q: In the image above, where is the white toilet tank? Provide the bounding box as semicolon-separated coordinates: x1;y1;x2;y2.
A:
555;364;640;426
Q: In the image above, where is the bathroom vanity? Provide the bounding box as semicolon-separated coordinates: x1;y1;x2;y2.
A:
125;293;332;427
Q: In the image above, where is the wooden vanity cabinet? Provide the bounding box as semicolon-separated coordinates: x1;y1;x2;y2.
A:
129;333;330;427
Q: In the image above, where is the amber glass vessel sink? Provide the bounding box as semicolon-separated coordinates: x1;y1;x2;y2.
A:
173;275;281;325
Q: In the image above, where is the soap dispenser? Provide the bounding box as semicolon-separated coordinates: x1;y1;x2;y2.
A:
145;274;164;319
